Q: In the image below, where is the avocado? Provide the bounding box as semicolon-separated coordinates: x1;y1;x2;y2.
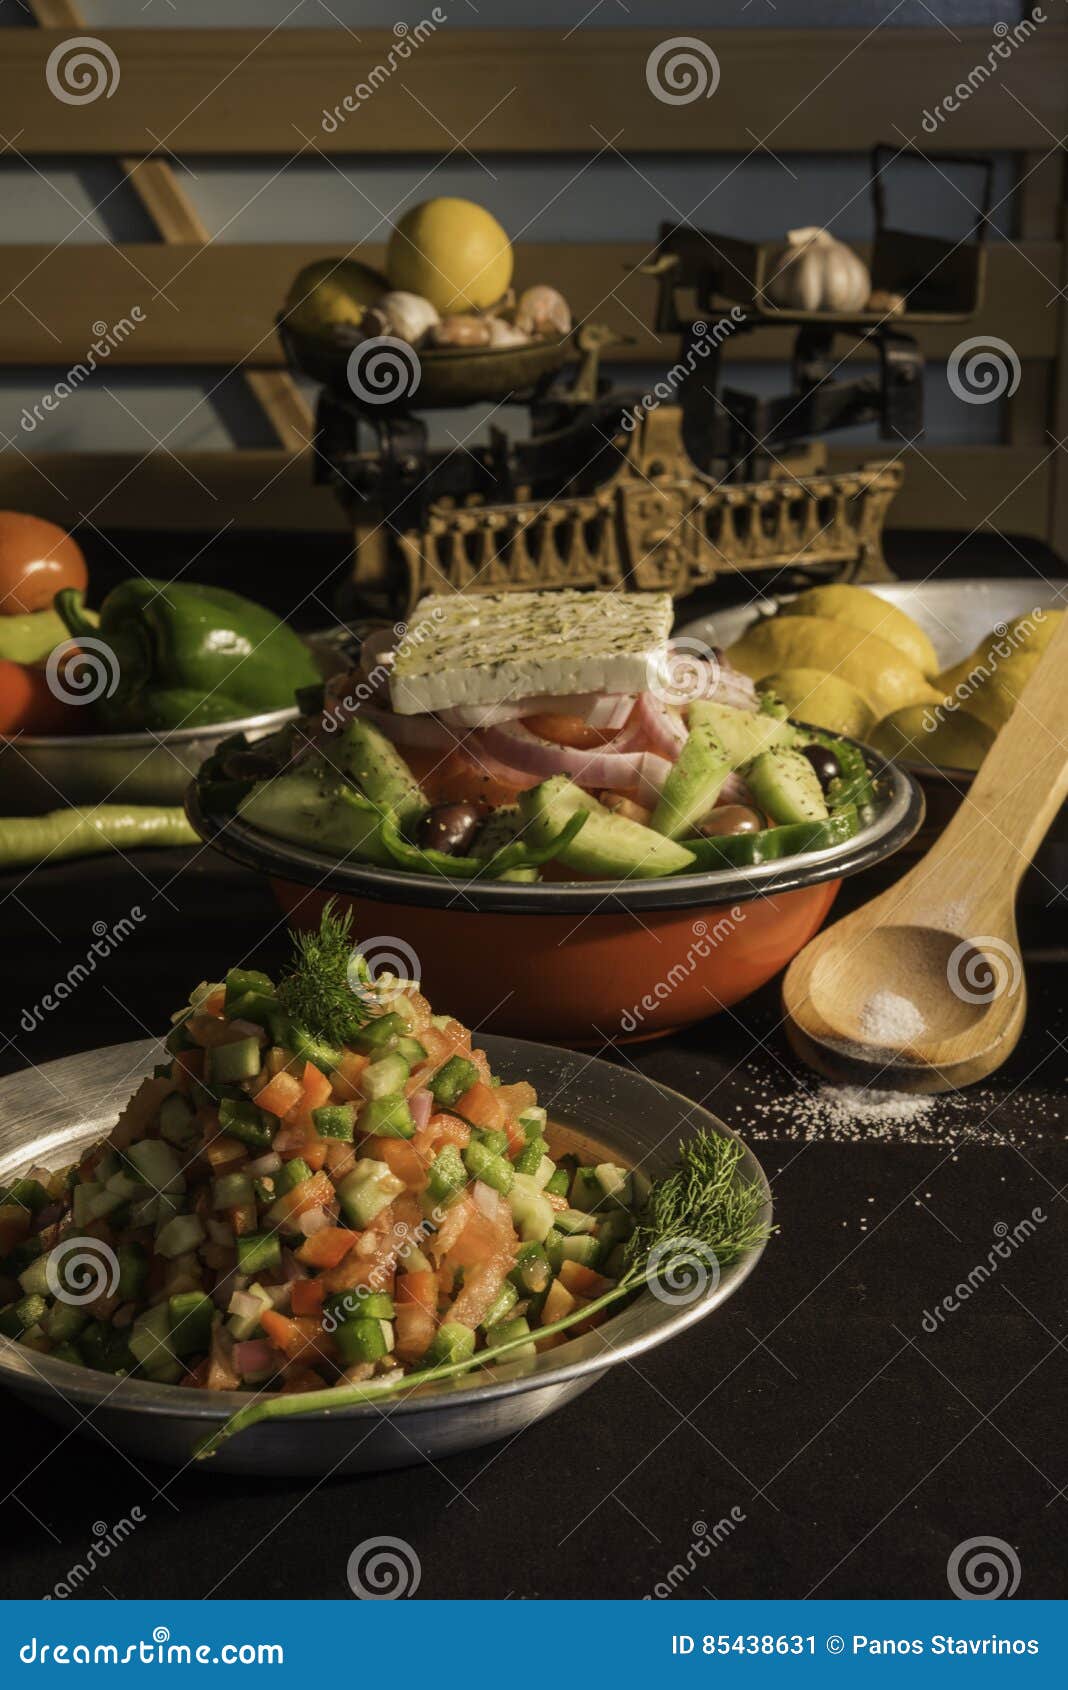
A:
650;718;732;840
519;777;695;879
746;747;829;825
335;718;426;825
688;699;796;768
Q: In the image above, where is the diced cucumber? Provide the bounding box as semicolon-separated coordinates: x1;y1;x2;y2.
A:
115;1242;149;1301
71;1181;102;1228
85;1188;127;1222
484;1314;536;1363
555;1233;601;1269
227;1282;273;1340
481;1281;518;1330
594;1163;632;1207
509;1242;553;1297
518;1107;548;1141
334;1316;388;1366
362;1052;410;1100
155;1213;205;1259
358;1094;415;1140
312;1103;356;1141
352;1011;406;1054
337;1162;404;1228
16;1253;54;1298
595;1208;634;1263
396;1238;432;1273
569;1166;602;1213
126;1138;185;1195
429;1055;478;1107
545;1166;570;1198
426;1321;476;1367
104;1170;146;1203
554;1207;597;1236
152;1191;186;1234
15;1293;48;1330
129;1304;182;1383
159;1092;198;1149
507;1184;555;1243
76;1319;134;1375
224;966;273;1009
168;1291;214;1358
51;1342;84;1367
463;1141;514;1195
235;1231;282;1274
0;1177;50;1213
44;1301;88;1343
394;1037;427;1066
207;1036;263;1085
212;1172;254;1211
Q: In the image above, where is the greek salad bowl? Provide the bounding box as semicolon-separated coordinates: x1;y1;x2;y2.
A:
0;1033;771;1477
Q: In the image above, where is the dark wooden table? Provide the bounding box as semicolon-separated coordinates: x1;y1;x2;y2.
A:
1;839;1064;1601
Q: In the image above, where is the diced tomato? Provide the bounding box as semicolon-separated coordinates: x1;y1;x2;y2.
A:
324;1139;356;1180
179;1357;210;1389
330;1049;370;1102
396;1270;438;1317
449;1260;508;1329
454;1080;507;1136
436;1263;455;1297
260;1310;334;1367
435;1017;473;1056
203;988;227;1017
270;1169;335;1225
202;1135;246;1174
364;1136;428;1187
394;1303;436;1363
427;1194;474;1260
186;1011;248;1049
413;1026;453;1067
558;1259;612;1298
295;1226;358;1270
319;1253;391;1295
299;1062;333;1111
278;1368;327;1394
496;1081;537;1116
255;1070;304;1118
290;1279;324;1317
427;1112;470;1149
521;711;621;751
301;1136;329;1173
540;1278;577;1326
404;744;530;808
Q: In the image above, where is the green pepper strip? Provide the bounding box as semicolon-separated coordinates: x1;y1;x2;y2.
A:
369;805;587;880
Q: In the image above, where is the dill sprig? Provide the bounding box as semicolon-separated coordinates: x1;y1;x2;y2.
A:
275;901;372;1046
195;1127;772;1459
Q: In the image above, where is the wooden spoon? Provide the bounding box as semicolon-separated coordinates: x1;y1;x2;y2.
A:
782;606;1068;1093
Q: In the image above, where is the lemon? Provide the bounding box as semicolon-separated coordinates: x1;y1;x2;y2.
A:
760;668;875;738
937;607;1063;697
870;705;994;772
960;649;1040;736
284;258;388;336
728;615;940;719
387;198;513;314
780;584;939;678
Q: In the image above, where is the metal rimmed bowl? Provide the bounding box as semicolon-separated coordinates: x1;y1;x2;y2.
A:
186;740;923;1044
0;1035;771;1477
679;576;1067;887
0;708;300;814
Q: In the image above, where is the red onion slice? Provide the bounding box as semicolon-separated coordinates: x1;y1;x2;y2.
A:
476;720;650;792
355;704;456;751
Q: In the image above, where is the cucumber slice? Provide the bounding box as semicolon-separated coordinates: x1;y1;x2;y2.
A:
688;699;796;767
335;718;427;826
650;719;733;840
519;776;695;879
746;747;828;825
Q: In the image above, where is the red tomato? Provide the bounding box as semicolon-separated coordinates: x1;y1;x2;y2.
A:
0;660;79;734
521;712;620;750
403;745;529;807
0;512;87;615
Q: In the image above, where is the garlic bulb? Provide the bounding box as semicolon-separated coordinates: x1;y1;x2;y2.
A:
486;317;530;348
515;285;572;338
364;291;440;344
427;314;493;348
766;228;871;314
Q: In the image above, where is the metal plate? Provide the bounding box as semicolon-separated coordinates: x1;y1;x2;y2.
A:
0;1035;771;1477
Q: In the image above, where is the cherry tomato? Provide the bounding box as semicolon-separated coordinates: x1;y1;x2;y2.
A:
522;712;620;751
0;659;80;734
0;512;87;616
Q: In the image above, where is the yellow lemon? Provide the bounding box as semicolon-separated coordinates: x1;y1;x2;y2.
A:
760;668;875;738
870;705;994;773
284;258;388;335
387;198;513;314
780;584;939;678
937;607;1063;696
960;650;1040;736
727;615;940;720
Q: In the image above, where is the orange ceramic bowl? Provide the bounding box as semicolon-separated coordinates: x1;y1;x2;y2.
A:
187;744;922;1046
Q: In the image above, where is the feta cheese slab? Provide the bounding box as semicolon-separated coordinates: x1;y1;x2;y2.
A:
389;590;674;715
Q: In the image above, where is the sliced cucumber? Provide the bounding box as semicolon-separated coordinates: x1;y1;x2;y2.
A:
746;747;829;825
688;699;796;767
519;777;695;880
650;719;733;840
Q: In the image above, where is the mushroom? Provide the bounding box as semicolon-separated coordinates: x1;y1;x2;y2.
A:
515;284;572;338
427;315;493;348
362;290;440;345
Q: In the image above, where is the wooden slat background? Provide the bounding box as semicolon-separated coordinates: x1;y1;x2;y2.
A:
3;28;1066;153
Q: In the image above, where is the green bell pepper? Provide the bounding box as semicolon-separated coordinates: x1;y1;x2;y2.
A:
54;580;320;731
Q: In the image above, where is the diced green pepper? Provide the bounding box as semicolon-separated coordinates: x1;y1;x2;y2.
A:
429;1055;478;1107
514;1138;549;1176
334;1317;389;1365
358;1094;415;1140
463;1140;514;1195
218;1096;273;1150
77;1319;134;1375
207;1036;262;1085
115;1242;148;1300
427;1144;466;1204
275;1157;312;1197
545;1166;570;1198
312;1103;356;1141
224;966;273;1009
235;1231;282;1274
168;1291;214;1358
352;1012;406;1054
426;1321;476;1367
0;1177;50;1213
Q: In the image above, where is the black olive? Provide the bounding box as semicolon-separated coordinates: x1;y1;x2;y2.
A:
801;743;842;791
696;804;765;837
416;802;484;856
220;749;280;780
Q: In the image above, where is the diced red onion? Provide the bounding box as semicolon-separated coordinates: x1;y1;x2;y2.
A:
357;704;456;751
227;1289;265;1321
233;1339;276;1377
409;1088;433;1132
245;1151;281;1177
472;1180;501;1218
615;691;687;760
297;1206;331;1238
